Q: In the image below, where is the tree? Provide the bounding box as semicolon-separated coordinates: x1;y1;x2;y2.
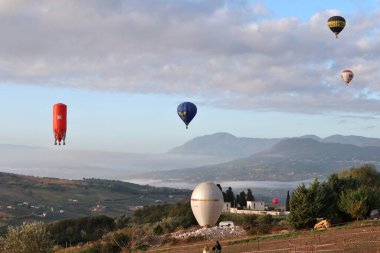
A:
308;179;341;223
236;194;240;208
285;190;290;211
225;187;235;207
288;178;341;229
239;191;247;207
287;184;316;229
316;182;340;223
326;173;357;222
339;164;380;188
247;189;254;201
338;186;378;221
0;221;53;253
288;165;380;230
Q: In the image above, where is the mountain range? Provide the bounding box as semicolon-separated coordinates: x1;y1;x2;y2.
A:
168;132;380;157
2;133;380;183
136;134;380;182
168;132;280;157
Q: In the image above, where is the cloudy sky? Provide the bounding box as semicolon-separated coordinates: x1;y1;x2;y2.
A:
1;0;380;153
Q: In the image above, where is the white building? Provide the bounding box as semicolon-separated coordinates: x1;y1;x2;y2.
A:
223;202;231;212
247;201;265;211
230;208;285;216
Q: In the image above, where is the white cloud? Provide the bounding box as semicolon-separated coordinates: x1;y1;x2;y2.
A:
1;0;380;113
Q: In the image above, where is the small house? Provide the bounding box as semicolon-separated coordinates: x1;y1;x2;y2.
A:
247;201;265;211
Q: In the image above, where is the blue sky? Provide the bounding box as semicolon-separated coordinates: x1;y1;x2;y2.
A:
1;0;380;153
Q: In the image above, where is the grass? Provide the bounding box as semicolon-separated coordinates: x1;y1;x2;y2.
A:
227;231;300;246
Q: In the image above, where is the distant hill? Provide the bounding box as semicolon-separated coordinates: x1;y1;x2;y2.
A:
135;138;380;182
300;135;322;141
168;133;380;157
168;132;280;157
322;134;380;147
0;172;190;229
260;138;380;160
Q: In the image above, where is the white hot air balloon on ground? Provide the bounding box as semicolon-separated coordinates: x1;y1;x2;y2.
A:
191;182;224;227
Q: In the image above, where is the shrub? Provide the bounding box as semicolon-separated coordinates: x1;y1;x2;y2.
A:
0;221;54;253
153;224;164;235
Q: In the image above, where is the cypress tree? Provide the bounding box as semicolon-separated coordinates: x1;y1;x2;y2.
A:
239;191;247;207
225;187;235;207
286;190;290;211
247;188;255;201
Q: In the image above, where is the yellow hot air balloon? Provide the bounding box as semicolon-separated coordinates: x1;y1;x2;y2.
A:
328;16;346;38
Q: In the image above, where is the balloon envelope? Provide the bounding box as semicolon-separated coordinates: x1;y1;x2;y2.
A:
341;70;354;85
272;197;278;205
53;103;67;145
327;16;346;38
191;182;223;227
177;102;197;129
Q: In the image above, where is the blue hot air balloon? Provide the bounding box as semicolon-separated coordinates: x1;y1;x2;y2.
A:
177;102;197;129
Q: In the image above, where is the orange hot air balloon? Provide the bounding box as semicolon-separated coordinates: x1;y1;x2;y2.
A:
53;103;67;145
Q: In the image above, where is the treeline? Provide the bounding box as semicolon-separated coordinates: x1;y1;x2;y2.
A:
288;164;380;229
84;178;142;194
84;178;189;195
222;186;255;207
49;215;118;245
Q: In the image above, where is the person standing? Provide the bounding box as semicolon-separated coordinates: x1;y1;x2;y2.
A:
212;240;222;253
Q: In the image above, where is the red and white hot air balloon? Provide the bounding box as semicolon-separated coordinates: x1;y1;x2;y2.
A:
272;197;279;205
341;70;354;85
53;103;67;145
